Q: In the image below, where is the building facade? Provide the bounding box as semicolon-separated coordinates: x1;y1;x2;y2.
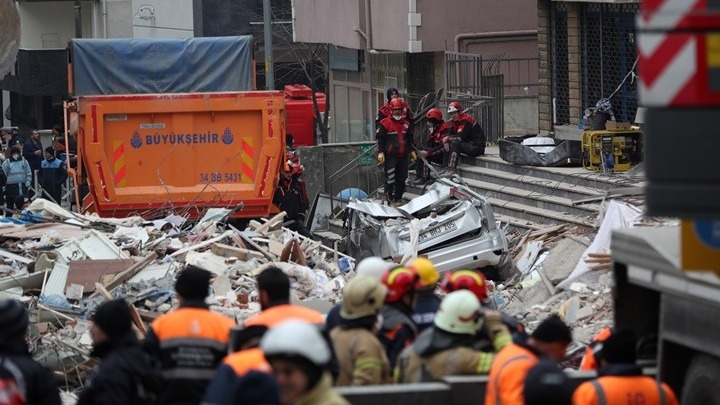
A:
538;0;640;136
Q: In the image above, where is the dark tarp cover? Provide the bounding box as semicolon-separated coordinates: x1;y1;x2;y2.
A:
499;138;582;167
72;36;254;95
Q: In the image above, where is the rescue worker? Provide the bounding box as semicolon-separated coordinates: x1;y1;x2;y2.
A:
375;87;413;128
38;146;67;204
378;266;420;369
330;276;392;386
273;161;311;238
524;360;573;405
325;256;394;332
578;327;613;371
485;314;572;405
441;270;528;342
395;290;511;383
444;101;486;175
2;145;31;216
376;98;416;205
262;320;350;405
244;265;324;329
0;299;61;405
144;265;236;405
408;258;441;332
411;108;453;186
202;325;281;405
78;299;161;405
572;329;679;405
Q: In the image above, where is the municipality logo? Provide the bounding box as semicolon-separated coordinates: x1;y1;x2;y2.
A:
130;131;142;149
222;127;234;145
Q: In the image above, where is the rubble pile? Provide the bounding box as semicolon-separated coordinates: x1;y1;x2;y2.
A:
0;199;353;394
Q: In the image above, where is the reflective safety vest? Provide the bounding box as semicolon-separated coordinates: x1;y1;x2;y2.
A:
223;348;272;376
572;376;679;405
484;343;538;405
243;304;324;329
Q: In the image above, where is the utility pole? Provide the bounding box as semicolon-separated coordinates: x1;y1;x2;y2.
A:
74;0;83;38
263;0;274;90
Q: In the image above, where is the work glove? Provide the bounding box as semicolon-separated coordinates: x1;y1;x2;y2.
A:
483;309;511;342
419;150;429;159
410;151;417;162
377;152;385;164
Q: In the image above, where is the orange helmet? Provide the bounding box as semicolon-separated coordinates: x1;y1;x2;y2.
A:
441;270;488;302
381;266;419;303
425;108;443;123
447;101;463;114
389;98;404;111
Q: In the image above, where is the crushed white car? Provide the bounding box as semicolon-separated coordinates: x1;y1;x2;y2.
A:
343;179;513;279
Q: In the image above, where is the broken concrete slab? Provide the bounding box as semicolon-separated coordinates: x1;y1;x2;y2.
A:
66;259;136;294
541;237;587;285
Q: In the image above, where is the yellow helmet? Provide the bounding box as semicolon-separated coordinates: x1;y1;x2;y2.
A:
409;257;439;288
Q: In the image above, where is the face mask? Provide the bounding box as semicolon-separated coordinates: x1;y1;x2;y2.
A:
392;113;403;121
11;154;18;160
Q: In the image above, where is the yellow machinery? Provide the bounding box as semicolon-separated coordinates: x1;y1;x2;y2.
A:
581;129;643;172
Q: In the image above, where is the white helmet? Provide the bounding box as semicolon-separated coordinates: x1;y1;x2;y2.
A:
434;290;482;335
260;320;331;366
355;256;393;280
341;276;387;320
447;101;463;114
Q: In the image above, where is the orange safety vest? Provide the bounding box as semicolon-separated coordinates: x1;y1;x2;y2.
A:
151;307;236;380
579;328;613;371
485;343;539;405
243;304;324;328
572;375;679;405
224;347;272;376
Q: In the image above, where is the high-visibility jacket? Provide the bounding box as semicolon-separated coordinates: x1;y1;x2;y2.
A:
144;302;236;405
331;327;392;386
579;328;613;371
224;348;272;376
573;374;679;405
484;342;539;405
243;304;324;329
201;348;276;405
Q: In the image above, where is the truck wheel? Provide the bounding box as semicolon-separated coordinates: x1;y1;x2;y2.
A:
682;354;720;405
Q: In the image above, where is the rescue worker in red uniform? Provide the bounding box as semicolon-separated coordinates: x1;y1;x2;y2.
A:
375;87;413;128
485;314;572;405
444;101;486;174
411;108;452;186
244;265;324;330
144;266;236;405
376;98;416;204
573;329;679;405
273;160;311;238
378;266;420;369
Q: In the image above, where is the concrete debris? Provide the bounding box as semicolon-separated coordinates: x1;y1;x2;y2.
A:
0;201;353;393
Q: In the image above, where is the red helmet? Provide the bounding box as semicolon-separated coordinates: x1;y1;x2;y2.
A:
447;101;463;114
381;266;419;303
441;270;488;302
425;108;443;122
389;98;404;111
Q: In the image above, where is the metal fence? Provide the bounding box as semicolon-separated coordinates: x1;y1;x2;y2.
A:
551;2;570;125
483;54;539;97
581;3;640;123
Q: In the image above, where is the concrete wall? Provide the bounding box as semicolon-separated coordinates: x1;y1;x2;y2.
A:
292;0;363;49
504;96;539;136
132;0;194;38
17;1;95;49
106;0;134;38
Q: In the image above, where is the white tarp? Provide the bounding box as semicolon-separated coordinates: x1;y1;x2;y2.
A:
557;200;643;290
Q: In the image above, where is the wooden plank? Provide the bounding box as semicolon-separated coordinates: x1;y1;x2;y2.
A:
66;259;135;293
210;243;264;260
0;248;32;264
95;282;148;335
169;230;233;258
103;252;158;291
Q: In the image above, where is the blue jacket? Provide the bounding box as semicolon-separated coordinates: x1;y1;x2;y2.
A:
2;157;31;187
412;290;441;332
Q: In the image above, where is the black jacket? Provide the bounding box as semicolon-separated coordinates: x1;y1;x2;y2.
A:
77;333;161;405
22;139;43;171
0;339;61;405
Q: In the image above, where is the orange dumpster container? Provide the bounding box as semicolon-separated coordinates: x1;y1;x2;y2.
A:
75;91;285;219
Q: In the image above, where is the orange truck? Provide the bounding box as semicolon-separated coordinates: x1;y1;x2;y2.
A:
65;36;285;219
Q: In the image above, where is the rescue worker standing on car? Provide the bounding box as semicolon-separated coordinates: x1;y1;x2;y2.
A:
572;329;679;405
262;321;350;405
330;276;392;386
378;266;420;369
395;290;512;383
376;87;413;128
144;265;236;405
485;314;572;405
444;101;486;175
408;258;441;332
412;108;453;186
377;98;416;205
